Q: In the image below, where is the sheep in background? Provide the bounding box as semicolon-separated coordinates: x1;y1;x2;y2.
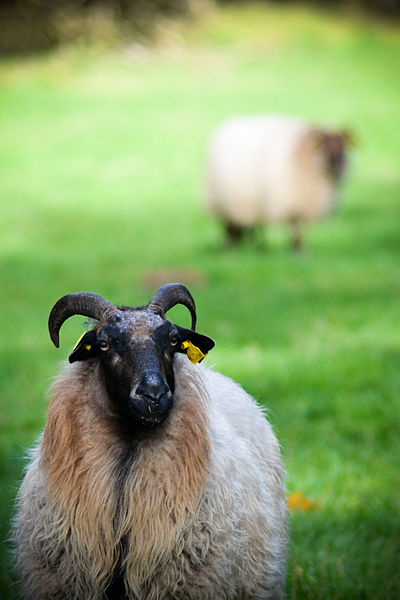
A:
13;283;288;599
206;115;353;250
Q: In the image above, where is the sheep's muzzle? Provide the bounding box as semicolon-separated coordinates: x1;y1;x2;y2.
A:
128;375;173;425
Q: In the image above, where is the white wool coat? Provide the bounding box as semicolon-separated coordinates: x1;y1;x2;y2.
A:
206;115;337;226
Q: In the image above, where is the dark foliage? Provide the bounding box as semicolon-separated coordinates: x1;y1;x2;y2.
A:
0;0;399;55
223;0;400;17
0;0;196;55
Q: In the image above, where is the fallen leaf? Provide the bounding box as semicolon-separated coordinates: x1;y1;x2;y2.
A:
286;490;320;511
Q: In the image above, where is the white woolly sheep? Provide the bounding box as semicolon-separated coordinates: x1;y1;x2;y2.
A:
13;283;288;600
206;114;353;250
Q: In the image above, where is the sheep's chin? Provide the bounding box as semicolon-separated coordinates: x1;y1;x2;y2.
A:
127;392;173;427
131;411;170;427
127;400;171;427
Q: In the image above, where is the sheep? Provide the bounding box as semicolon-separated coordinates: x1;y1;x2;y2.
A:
206;114;353;250
12;283;288;600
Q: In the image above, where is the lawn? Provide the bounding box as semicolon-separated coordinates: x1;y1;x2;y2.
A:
1;3;400;598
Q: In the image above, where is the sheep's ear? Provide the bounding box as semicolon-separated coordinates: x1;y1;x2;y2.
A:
176;326;215;364
69;331;97;363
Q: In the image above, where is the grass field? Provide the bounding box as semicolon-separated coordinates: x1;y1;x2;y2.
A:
1;3;400;598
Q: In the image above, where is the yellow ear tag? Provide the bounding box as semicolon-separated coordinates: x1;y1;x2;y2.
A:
181;340;206;364
73;332;91;352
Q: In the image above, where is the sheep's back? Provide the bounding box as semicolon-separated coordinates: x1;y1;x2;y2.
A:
206;117;272;225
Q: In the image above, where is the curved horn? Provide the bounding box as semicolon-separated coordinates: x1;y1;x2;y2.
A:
148;283;197;330
48;292;116;348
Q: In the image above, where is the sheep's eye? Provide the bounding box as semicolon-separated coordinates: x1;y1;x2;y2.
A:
170;336;178;347
99;341;110;352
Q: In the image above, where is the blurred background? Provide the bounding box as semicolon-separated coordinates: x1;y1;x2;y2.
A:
1;1;399;598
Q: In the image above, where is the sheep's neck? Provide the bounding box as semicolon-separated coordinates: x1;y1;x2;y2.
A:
40;361;210;589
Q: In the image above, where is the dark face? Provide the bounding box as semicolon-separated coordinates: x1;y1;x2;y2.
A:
324;133;347;180
69;308;214;426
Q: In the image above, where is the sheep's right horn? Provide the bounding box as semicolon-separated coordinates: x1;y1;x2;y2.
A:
148;283;197;330
48;292;116;348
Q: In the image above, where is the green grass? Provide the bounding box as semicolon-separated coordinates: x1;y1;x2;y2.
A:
1;3;400;597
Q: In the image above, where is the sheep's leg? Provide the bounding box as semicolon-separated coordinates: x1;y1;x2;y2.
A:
246;225;257;245
225;221;245;245
289;219;303;252
252;225;269;251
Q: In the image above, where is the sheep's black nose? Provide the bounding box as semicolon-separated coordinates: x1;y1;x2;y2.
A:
135;376;170;405
130;375;173;424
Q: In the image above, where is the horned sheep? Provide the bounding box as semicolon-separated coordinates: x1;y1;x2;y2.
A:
206;114;353;250
13;283;288;599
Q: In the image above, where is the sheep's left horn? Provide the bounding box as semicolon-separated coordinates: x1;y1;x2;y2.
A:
148;283;197;330
49;292;116;348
